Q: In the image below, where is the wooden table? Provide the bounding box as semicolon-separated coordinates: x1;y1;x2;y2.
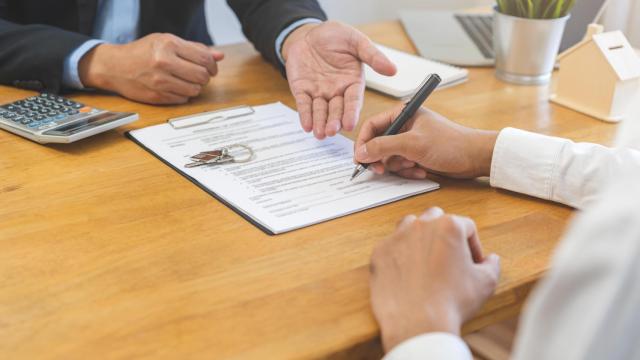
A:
0;21;619;359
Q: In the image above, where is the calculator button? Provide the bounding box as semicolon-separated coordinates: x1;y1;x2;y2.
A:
66;109;79;115
63;100;75;106
47;111;58;117
5;113;16;119
79;106;92;113
72;103;84;109
28;122;41;128
6;105;17;111
54;114;67;121
52;104;62;110
35;115;46;121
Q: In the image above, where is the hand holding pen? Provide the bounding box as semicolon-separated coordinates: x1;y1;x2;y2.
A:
351;74;441;180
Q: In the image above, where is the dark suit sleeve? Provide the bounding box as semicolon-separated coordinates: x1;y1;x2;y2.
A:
226;0;326;72
0;18;93;93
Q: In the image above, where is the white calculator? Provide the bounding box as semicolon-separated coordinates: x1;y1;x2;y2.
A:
0;93;138;144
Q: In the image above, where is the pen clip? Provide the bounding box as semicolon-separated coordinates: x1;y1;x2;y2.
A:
405;75;432;105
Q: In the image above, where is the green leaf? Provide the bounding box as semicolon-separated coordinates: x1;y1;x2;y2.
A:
527;0;534;18
497;0;576;18
542;0;558;18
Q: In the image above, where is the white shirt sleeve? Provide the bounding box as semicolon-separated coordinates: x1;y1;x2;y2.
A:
512;167;640;360
383;333;472;360
489;127;640;209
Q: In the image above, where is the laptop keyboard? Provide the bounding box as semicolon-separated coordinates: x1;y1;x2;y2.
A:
454;14;495;59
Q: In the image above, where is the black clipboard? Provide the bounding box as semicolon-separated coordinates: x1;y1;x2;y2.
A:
125;131;276;236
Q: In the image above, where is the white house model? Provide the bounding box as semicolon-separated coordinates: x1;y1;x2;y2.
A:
551;25;640;122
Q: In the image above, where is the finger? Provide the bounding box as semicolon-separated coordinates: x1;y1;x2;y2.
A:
295;93;313;132
397;214;417;230
355;105;406;151
476;253;501;289
147;74;202;98
385;156;414;172
369;162;385;175
155;92;190;105
342;82;364;132
455;216;484;264
168;58;211;86
175;40;218;75
210;48;225;61
355;132;415;164
312;97;329;140
419;207;444;222
137;89;189;105
353;31;397;76
396;167;427;180
326;96;344;136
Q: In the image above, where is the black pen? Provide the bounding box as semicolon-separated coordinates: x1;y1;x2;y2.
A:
350;73;442;181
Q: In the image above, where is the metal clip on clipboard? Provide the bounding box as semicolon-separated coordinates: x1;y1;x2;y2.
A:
167;105;255;129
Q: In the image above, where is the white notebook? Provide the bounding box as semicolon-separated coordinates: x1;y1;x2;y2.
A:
128;103;439;235
365;44;468;98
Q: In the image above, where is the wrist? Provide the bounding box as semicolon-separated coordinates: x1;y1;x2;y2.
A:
379;303;461;352
78;43;118;90
281;23;318;62
469;130;499;178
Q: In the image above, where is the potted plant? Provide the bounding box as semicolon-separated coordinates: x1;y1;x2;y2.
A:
494;0;576;85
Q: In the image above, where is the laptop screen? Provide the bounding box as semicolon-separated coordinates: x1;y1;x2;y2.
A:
561;0;608;51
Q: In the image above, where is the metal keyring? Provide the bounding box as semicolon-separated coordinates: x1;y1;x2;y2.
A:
226;144;254;163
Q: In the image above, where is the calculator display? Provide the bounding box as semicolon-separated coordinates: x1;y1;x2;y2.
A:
43;112;128;136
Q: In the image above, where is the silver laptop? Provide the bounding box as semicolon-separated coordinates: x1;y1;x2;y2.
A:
399;0;607;67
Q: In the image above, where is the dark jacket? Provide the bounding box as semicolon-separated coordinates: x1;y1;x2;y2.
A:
0;0;326;92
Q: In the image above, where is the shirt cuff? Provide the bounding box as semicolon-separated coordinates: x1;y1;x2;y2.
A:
489;127;569;201
274;18;323;65
62;39;106;89
383;333;472;360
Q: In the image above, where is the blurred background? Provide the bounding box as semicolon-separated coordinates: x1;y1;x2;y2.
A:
206;0;640;47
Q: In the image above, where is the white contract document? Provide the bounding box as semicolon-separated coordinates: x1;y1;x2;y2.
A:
128;103;439;235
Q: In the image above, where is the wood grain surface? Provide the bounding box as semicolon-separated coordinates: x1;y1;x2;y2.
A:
0;21;619;359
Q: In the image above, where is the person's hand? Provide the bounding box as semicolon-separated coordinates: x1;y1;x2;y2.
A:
282;21;397;140
369;207;501;352
79;33;225;105
354;106;499;179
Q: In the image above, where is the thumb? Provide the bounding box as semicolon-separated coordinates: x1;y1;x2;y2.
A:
355;33;397;76
355;133;415;163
